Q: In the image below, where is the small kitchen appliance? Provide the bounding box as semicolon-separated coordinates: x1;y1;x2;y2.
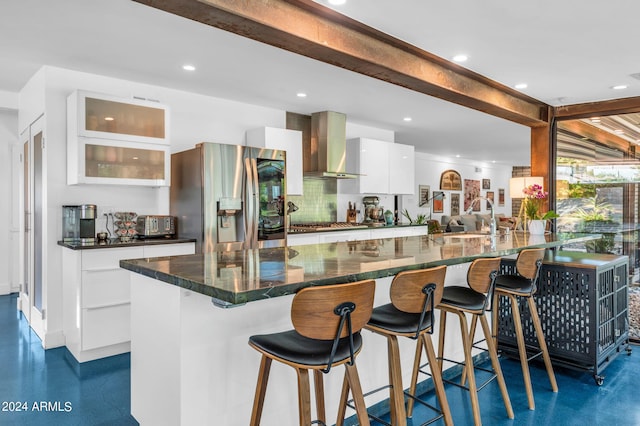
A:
62;204;96;244
136;215;177;238
362;196;384;226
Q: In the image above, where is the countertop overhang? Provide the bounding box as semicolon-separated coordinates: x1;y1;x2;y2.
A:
120;232;599;306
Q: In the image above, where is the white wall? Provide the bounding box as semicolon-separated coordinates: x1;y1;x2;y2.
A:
17;66;286;348
0;108;18;295
401;152;513;225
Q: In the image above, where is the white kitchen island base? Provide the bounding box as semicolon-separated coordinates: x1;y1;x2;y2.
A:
129;269;474;426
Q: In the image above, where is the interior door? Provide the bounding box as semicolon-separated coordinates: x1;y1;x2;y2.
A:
21;116;45;337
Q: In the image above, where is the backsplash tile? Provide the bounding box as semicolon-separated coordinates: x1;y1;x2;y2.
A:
288;179;337;223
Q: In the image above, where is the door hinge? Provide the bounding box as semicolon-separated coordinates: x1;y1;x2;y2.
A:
41;137;45;150
41;309;46;320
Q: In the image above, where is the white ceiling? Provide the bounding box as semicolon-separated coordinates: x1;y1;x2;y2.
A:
3;0;640;165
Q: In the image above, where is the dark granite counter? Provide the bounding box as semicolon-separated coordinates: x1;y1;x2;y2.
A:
58;237;196;250
120;232;598;306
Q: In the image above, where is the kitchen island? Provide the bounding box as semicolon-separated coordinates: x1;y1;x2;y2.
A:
120;232;597;426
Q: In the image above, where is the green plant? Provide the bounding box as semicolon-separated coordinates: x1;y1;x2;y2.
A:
522;183;559;220
402;209;427;225
574;195;614;222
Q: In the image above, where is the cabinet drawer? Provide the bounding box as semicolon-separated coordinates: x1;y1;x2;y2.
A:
143;243;195;258
82;247;143;270
81;269;131;308
82;304;131;350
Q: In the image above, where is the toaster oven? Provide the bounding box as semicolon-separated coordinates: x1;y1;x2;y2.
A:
136;215;176;238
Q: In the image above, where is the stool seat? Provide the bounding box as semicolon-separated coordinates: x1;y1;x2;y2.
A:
492;248;558;412
248;279;375;426
440;286;486;311
494;274;534;295
250;331;363;366
367;303;433;334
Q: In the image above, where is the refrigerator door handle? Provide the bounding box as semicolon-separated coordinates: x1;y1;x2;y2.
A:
244;157;255;249
250;158;259;249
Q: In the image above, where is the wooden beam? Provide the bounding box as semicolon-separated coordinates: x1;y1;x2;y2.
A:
555;96;640;120
134;0;550;127
558;120;631;153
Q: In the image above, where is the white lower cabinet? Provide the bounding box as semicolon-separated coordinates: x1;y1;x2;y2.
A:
62;242;195;362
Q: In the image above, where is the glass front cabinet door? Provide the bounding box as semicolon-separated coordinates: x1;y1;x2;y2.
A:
67;90;170;186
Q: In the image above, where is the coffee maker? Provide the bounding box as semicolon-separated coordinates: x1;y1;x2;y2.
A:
62;204;97;244
362;196;384;226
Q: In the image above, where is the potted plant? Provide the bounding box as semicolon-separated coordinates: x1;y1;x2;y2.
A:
522;183;559;234
574;195;618;253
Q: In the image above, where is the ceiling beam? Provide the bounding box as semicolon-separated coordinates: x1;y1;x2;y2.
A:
558;120;631;153
555;96;640;120
134;0;550;127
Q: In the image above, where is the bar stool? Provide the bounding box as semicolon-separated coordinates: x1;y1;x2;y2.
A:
492;248;558;410
248;279;375;426
437;257;514;426
362;265;453;426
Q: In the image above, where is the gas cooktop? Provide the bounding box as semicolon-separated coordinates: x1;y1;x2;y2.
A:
288;222;369;233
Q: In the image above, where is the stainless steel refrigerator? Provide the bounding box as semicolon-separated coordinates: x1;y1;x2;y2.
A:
170;142;286;252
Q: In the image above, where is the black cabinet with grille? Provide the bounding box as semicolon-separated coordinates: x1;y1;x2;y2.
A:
496;251;631;385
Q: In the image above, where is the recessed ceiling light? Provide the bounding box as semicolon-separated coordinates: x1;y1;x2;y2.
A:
453;54;468;63
492;160;496;164
455;154;461;158
182;64;196;71
328;0;346;5
296;92;307;98
514;83;528;89
403;117;412;122
104;116;114;121
614;129;625;135
612;85;627;90
590;117;601;123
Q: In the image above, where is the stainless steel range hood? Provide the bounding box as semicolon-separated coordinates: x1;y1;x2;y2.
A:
304;111;358;179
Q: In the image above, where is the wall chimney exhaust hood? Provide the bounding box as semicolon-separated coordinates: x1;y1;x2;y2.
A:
304;111;358;179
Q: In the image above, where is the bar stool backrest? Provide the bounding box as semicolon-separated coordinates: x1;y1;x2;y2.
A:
515;248;545;280
467;257;502;295
291;280;376;340
390;265;447;313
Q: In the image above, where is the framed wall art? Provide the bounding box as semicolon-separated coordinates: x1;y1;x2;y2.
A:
432;191;445;213
482;178;491;189
419;185;430;207
498;188;505;206
464;179;481;211
450;193;460;216
439;169;462;191
486;191;494;209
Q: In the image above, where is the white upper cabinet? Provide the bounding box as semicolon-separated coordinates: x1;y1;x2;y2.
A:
67;90;171;186
246;127;303;195
388;142;415;194
344;138;414;195
344;137;390;194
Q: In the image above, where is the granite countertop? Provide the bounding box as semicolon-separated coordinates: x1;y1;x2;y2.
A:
58;237;196;250
120;232;598;306
287;223;427;234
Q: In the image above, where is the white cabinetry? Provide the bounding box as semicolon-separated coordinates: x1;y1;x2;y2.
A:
344;138;414;195
62;242;195;362
67;90;171;186
287;233;320;247
246;127;303;195
344;138;390;194
388;143;415;195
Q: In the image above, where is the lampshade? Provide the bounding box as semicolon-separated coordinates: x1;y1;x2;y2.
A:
509;176;544;198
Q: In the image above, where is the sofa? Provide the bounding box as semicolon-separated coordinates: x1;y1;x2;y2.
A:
441;213;517;232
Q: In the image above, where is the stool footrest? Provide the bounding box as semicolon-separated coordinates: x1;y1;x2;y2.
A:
438;356;499;391
403;391;445;426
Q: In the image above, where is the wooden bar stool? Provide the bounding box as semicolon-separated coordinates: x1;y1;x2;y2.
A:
492;248;558;410
248;279;375;426
362;265;453;426
437;257;514;426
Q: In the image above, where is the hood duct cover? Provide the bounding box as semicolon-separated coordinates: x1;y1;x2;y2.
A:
304;111;358;179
